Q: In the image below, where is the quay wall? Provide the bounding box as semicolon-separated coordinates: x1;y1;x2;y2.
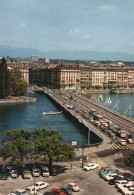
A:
0;97;36;104
44;92;103;147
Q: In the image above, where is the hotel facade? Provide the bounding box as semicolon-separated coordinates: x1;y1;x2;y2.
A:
29;63;134;88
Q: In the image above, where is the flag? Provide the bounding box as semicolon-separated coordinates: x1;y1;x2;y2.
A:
82;90;86;94
107;98;112;105
61;101;65;105
127;105;131;112
124;105;132;115
99;95;103;102
91;94;94;99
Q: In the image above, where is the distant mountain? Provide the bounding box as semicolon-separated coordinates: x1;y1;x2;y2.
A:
0;45;134;61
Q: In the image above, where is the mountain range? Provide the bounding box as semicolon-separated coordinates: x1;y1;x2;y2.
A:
0;45;134;61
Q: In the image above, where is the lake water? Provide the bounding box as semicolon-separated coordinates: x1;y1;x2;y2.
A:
0;92;134;145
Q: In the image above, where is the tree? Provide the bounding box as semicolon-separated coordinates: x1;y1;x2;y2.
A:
0;129;32;168
0;128;75;173
10;70;28;96
0;57;10;98
32;128;75;174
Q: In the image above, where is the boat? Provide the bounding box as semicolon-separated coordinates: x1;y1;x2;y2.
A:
43;111;62;115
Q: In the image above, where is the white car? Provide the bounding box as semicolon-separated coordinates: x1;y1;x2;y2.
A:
35;181;49;190
10;188;30;195
103;172;119;181
67;183;79;192
10;169;18;178
83;163;99;171
115;180;130;189
120;184;134;195
32;169;40;177
25;185;38;195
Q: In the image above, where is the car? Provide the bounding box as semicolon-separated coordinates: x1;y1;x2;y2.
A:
83;163;99;171
50;189;67;195
35;181;49;190
0;171;9;180
32;168;40;177
99;168;119;178
22;169;32;179
41;166;50;177
10;169;18;178
25;185;38;195
108;176;125;185
61;186;72;195
10;188;30;195
103;172;121;181
67;183;79;192
100;165;109;170
117;181;134;193
120;184;134;195
115;180;129;189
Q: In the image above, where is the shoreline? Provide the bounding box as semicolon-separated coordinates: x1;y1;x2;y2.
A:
0;96;36;104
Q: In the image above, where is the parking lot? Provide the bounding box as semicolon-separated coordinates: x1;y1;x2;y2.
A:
0;161;123;195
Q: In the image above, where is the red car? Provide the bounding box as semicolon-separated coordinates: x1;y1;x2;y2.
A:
50;189;67;195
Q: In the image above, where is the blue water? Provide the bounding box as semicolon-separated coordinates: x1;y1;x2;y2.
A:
0;93;134;145
94;93;134;118
0;93;87;145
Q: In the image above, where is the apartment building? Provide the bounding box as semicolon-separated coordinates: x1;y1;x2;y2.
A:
7;61;29;84
29;63;134;88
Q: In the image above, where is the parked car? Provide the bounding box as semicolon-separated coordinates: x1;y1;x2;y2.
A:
61;186;72;195
99;168;119;178
22;169;32;179
50;189;67;195
0;171;9;180
115;180;129;189
41;166;49;177
108;176;125;185
83;163;99;171
10;169;18;178
103;172;121;181
35;181;49;190
67;183;79;192
100;165;109;170
32;168;40;177
25;185;38;195
10;188;30;195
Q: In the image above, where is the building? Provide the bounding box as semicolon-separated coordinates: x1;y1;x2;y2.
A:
7;61;29;84
45;57;50;64
29;63;134;88
31;55;38;62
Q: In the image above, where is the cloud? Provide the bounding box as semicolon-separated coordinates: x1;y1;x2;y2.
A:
68;28;80;35
98;5;115;11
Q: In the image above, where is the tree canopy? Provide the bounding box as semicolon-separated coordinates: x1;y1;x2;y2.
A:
0;128;75;172
0;58;28;98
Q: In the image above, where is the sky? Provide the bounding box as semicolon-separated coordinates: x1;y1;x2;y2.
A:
0;0;134;54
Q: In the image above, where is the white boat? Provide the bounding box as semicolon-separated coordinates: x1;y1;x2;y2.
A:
43;111;62;115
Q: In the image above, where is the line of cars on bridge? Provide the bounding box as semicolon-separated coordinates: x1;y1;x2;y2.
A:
88;110;134;145
99;166;134;195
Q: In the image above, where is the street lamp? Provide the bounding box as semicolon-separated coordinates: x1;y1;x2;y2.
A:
82;145;85;168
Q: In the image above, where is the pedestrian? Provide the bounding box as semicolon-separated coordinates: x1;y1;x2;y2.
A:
70;163;73;170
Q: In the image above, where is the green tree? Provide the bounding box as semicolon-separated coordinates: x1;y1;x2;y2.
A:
0;57;10;98
0;129;32;168
32;128;75;174
10;70;28;96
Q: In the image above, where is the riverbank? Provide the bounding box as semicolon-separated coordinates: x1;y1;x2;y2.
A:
0;96;36;104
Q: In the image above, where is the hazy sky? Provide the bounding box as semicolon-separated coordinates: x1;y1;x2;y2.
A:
0;0;134;53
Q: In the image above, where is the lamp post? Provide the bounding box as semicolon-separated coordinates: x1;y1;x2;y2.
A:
30;138;36;195
82;145;85;168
